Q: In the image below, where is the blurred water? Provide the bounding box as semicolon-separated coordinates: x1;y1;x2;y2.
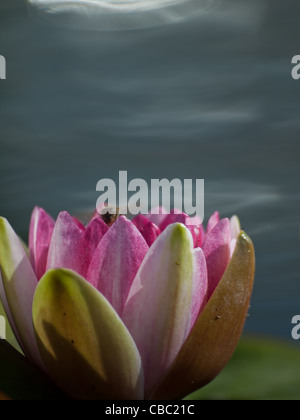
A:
27;0;217;30
0;0;300;341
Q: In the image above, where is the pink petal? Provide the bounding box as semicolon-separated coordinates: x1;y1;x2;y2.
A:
29;207;55;280
46;211;90;277
206;211;220;234
159;212;188;232
146;206;168;228
86;216;149;316
84;217;108;260
131;214;149;232
159;212;204;248
188;248;208;332
186;225;198;248
185;216;206;248
122;223;195;396
202;218;231;300
186;215;203;226
140;222;161;247
195;223;206;248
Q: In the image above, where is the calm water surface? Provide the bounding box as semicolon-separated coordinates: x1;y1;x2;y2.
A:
0;0;300;341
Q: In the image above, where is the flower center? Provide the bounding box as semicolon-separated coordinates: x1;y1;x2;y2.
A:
100;206;120;227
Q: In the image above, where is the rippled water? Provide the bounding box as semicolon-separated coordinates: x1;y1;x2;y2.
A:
0;0;300;341
27;0;217;30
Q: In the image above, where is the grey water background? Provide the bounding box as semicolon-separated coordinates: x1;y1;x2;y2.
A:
0;0;299;342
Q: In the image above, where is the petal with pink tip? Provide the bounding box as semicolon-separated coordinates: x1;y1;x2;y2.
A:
29;207;55;280
0;218;44;369
86;216;149;316
46;212;89;277
206;211;219;234
202;218;231;299
122;223;194;397
140;222;161;247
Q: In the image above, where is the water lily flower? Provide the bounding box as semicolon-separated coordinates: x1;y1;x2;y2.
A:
0;207;255;400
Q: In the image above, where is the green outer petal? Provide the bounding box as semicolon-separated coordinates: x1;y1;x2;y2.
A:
0;218;43;368
151;230;255;400
32;268;144;400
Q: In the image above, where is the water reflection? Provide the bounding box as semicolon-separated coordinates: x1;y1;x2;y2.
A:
27;0;218;30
